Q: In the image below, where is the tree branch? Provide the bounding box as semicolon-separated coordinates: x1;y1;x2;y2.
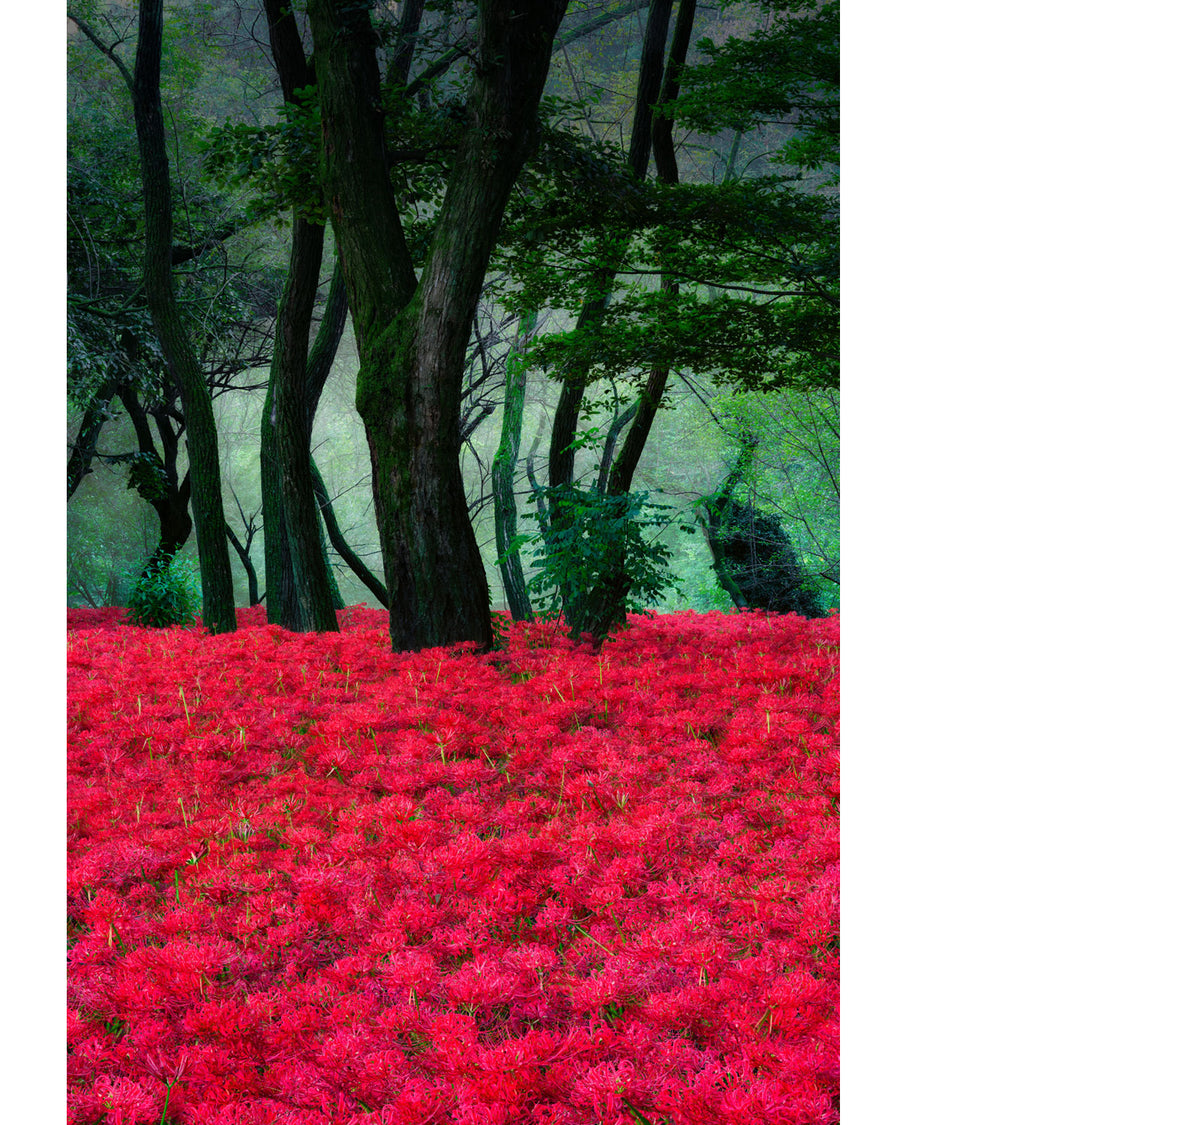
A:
68;13;134;92
310;458;389;608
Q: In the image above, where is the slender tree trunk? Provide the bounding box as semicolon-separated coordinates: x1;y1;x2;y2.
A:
115;383;194;576
311;458;389;608
384;0;425;89
225;523;261;605
258;0;346;632
543;0;688;637
311;0;569;653
605;0;694;496
547;0;674;494
590;1;695;636
318;515;346;610
131;0;235;632
271;213;340;632
492;309;536;619
260;380;294;623
68;380;116;499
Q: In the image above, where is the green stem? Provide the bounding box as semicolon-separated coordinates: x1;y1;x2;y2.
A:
158;1077;176;1125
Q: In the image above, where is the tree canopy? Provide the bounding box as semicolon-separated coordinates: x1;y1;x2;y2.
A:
67;0;841;646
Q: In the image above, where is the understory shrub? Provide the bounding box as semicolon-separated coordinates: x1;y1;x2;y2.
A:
124;554;200;628
523;484;682;644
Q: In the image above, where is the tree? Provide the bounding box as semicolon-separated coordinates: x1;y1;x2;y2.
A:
256;0;347;633
491;308;537;620
701;435;829;617
307;0;570;653
710;384;840;602
68;1;274;620
496;0;839;632
67;0;839;632
72;0;238;630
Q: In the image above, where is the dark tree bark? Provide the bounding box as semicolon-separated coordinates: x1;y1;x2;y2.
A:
68;380;117;499
491;310;536;620
384;0;426;89
547;0;673;495
258;0;351;632
260;259;350;625
226;523;261;606
605;0;694;497
311;458;389;608
310;0;569;653
542;0;692;638
225;489;263;605
259;378;296;623
267;212;340;632
116;382;194;573
131;0;235;632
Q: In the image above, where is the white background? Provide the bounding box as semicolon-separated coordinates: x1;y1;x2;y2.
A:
16;3;1200;1120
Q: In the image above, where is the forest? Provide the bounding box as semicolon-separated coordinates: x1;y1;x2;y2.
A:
66;0;839;652
66;4;839;1122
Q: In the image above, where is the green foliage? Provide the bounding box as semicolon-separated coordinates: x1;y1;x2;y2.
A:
125;555;202;629
526;287;837;393
706;389;840;612
202;89;324;225
88;449;176;503
68;455;162;608
203;72;467;232
128;451;172;503
518;484;682;644
669;0;839;138
495;0;841;397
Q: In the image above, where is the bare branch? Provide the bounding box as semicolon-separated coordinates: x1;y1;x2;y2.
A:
68;12;135;92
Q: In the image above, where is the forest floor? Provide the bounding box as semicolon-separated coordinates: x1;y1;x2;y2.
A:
67;606;839;1125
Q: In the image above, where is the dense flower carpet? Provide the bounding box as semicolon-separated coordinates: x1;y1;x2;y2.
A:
67;606;839;1124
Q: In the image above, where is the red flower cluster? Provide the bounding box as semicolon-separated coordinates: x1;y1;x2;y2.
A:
68;607;839;1124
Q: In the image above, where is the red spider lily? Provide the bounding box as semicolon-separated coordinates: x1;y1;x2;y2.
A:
68;606;838;1124
144;1044;189;1086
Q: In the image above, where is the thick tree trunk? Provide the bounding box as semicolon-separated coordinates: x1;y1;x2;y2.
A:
261;252;350;627
132;0;235;633
311;0;569;653
492;310;536;620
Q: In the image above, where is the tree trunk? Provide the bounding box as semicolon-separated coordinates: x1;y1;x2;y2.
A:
311;0;569;653
258;0;346;632
131;0;235;633
115;382;194;576
311;458;389;608
67;379;116;500
225;522;261;606
271;213;340;632
261;254;350;626
492;309;536;620
547;0;674;495
318;515;346;610
544;0;687;638
606;0;693;499
259;379;295;624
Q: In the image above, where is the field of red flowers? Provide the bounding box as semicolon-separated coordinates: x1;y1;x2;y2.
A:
67;606;839;1125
